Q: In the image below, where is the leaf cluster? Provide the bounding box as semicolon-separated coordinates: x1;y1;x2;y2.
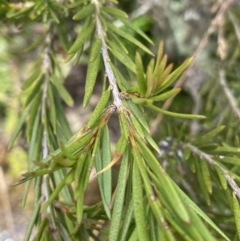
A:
3;1;240;241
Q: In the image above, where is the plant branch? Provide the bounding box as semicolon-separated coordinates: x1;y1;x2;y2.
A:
150;0;233;134
219;69;240;121
186;143;240;200
94;7;123;111
41;33;51;211
41;33;51;159
228;11;240;44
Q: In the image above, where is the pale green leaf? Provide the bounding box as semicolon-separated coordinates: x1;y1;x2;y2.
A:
73;3;95;20
107;22;153;55
135;52;146;96
102;6;128;19
109;43;136;74
83;54;100;107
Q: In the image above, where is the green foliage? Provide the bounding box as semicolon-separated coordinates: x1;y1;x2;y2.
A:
3;0;240;241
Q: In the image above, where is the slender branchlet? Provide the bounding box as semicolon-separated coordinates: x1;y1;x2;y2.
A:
41;33;51;212
41;33;51;159
187;143;240;199
94;3;123;111
219;69;240;121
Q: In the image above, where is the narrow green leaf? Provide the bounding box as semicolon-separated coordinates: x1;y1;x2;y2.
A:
136;136;190;223
121;18;154;45
22;71;42;90
115;134;128;157
135;52;146;96
73;3;95;20
86;87;111;128
151;88;181;102
28;113;41;170
109;46;136;74
76;191;84;224
154;41;164;75
132;161;148;241
128;228;138;241
145;59;155;97
83;54;100;107
217;156;240;165
210;146;240;155
108;31;129;54
107;22;153;55
99;14;108;31
185;207;214;241
158;57;193;92
41;171;74;211
175;182;230;240
53;90;72;140
102;125;112;207
97;133;127;175
68;19;95;54
232;193;240;240
214;164;227;190
187;154;196;173
119;200;133;241
75;149;89;182
198;143;219;151
119;107;130;140
200;159;212;194
68;0;87;8
147;104;206;119
8;105;31;149
89;38;102;62
26;92;41;141
149;213;158;241
95;146;111;219
192;126;225;145
24;36;45;53
52;76;74;106
131;137;165;231
48;83;57;134
110;62;130;91
142;127;160;154
126;100;149;133
130;113;145;139
102;6;128;19
52;156;76;167
74;46;84;65
155;63;174;93
195;160;211;205
109;148;129;241
23;202;41;241
65;52;76;63
154;54;167;79
49;7;60;23
132;96;153;105
163;211;192;241
22;74;44;107
34;217;48;241
127;85;139;93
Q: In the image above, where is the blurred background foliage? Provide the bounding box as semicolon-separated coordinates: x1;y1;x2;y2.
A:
1;0;240;240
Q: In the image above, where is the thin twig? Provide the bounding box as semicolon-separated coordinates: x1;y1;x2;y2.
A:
219;69;240;121
94;5;123;111
150;0;233;134
187;143;240;200
228;11;240;44
41;33;51;212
